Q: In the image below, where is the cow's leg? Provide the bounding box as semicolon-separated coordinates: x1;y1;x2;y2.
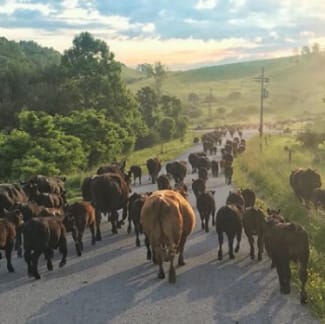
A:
24;249;33;277
168;254;176;284
95;210;102;241
228;232;235;259
200;212;204;230
212;209;215;226
217;231;224;261
299;259;308;304
257;234;264;261
31;250;42;279
72;228;82;256
111;211;118;234
204;212;210;233
15;225;23;258
178;234;187;266
144;235;152;260
119;206;128;226
154;246;165;279
127;214;132;234
78;231;84;251
246;231;255;259
58;234;67;268
135;223;141;247
89;223;96;245
44;248;54;271
5;242;14;273
235;228;241;253
275;258;291;294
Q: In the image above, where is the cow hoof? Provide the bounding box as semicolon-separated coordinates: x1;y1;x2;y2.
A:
218;251;223;261
59;260;66;268
158;271;165;279
258;255;262;261
77;251;82;257
127;227;131;234
147;251;152;260
178;260;186;266
300;293;308;305
47;262;53;271
112;229;118;234
92;239;96;245
136;239;140;247
169;273;176;284
7;265;14;273
34;274;41;280
235;246;240;253
229;254;235;260
250;254;255;260
17;249;23;258
96;235;102;241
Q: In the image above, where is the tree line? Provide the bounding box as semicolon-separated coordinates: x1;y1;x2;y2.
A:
0;32;188;180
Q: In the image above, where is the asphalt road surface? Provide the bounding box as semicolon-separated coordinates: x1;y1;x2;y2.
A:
0;130;319;324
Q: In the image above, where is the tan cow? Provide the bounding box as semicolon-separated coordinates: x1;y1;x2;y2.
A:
140;190;195;283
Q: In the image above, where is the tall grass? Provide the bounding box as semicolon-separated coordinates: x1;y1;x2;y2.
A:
233;135;325;321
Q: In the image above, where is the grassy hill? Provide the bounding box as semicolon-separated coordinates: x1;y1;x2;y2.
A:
122;55;325;127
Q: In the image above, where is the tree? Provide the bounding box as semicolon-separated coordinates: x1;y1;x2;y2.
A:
152;62;167;97
137;63;153;77
158;117;175;153
188;92;200;104
301;45;311;56
136;86;159;127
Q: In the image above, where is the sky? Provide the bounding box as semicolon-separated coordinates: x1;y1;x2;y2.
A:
0;0;325;70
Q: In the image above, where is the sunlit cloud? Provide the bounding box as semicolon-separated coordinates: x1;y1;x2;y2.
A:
195;0;218;10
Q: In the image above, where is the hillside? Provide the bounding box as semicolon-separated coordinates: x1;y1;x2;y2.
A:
122;55;325;127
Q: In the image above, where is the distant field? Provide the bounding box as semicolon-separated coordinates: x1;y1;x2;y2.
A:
122;55;325;127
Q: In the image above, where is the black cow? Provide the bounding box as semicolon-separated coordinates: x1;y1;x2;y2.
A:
146;158;161;184
216;205;242;260
23;217;67;279
196;191;216;232
128;165;142;185
264;219;309;304
166;161;187;184
90;172;129;236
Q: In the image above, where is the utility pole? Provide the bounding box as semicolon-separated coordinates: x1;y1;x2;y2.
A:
255;68;269;139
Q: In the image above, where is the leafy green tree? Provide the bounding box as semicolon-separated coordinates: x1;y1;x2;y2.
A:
158;117;175;153
137;86;159;127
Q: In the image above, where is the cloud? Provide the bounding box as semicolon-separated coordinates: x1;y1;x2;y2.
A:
195;0;218;10
0;0;53;16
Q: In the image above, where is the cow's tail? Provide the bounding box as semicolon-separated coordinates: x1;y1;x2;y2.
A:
151;196;182;258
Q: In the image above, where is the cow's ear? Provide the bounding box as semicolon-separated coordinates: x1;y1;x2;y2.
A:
277;209;281;214
211;191;215;195
267;208;270;214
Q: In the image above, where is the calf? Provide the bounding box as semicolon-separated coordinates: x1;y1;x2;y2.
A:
157;174;172;190
191;178;206;198
216;205;242;260
224;165;233;185
23;217;67;279
0;210;23;272
264;219;309;304
211;160;219;177
243;207;265;260
196;191;216;232
129;165;142;185
63;201;96;256
241;188;256;208
198;167;208;181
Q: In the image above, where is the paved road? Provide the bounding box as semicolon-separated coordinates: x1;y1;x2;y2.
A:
0;130;318;324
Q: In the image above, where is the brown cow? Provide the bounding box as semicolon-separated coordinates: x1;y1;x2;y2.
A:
240;188;256;208
140;190;195;283
263;219;309;304
157;174;172;190
63;201;96;256
0;210;23;272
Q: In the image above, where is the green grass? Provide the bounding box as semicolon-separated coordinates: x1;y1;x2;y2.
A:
122;55;325;127
233;134;325;321
65;130;197;202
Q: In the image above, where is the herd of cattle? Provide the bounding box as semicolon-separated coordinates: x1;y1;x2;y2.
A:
0;126;312;305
